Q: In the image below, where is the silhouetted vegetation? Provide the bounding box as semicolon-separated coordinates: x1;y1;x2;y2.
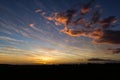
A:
0;63;120;79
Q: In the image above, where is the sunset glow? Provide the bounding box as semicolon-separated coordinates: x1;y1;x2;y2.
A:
0;0;120;64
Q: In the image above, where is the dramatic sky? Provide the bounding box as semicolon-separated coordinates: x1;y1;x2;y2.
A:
0;0;120;64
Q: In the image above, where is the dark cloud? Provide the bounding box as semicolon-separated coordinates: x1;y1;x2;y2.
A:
87;8;102;28
65;9;77;25
99;16;118;29
108;48;120;54
74;18;87;27
88;58;119;62
81;0;95;15
94;30;120;44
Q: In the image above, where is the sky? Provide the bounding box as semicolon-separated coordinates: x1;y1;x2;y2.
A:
0;0;120;64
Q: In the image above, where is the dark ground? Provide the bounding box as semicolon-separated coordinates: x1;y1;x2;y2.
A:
0;63;120;79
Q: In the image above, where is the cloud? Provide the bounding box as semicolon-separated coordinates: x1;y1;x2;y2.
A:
94;30;120;44
90;29;103;39
88;8;102;27
44;0;117;30
45;0;95;23
60;26;120;44
61;28;120;44
88;58;119;62
35;9;42;13
29;23;35;28
65;9;77;25
35;9;46;16
81;0;95;15
38;47;57;52
60;27;88;37
41;0;118;45
88;29;120;44
53;9;77;26
0;36;26;44
99;16;118;29
74;18;87;27
108;48;120;54
0;49;38;64
46;16;54;21
0;46;38;57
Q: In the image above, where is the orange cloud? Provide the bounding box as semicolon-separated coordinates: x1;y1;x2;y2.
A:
55;15;68;25
90;28;104;39
61;28;84;36
46;16;54;21
61;27;88;37
46;9;76;26
61;27;120;44
40;0;119;45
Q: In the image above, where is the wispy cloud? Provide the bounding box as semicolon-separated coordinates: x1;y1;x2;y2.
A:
0;46;86;64
35;9;42;13
0;46;36;57
29;23;35;28
0;46;37;64
0;36;26;44
88;58;120;63
108;48;120;54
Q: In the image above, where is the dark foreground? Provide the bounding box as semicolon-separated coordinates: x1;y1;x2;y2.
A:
0;63;120;79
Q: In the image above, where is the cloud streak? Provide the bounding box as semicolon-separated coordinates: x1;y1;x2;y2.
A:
88;58;120;62
0;36;26;44
108;48;120;54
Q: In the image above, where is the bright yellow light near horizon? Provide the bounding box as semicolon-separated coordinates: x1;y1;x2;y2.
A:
40;56;53;61
35;56;55;64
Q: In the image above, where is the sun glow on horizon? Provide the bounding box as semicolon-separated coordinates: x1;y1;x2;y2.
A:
34;56;55;64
